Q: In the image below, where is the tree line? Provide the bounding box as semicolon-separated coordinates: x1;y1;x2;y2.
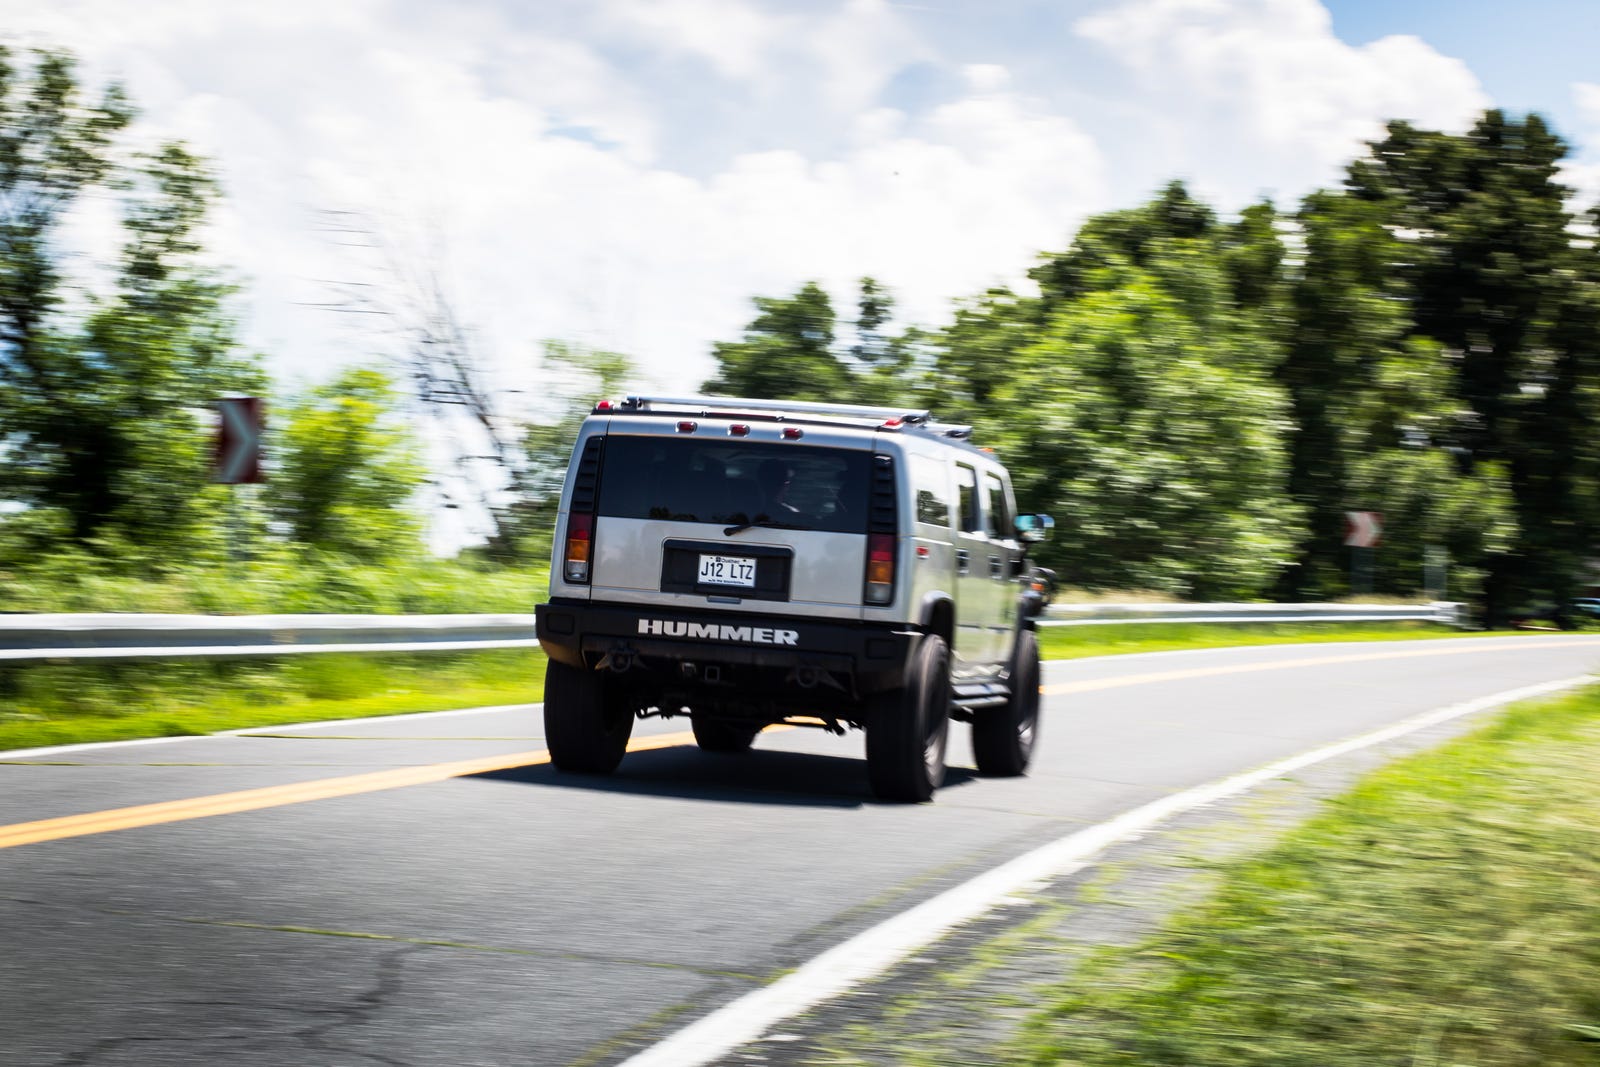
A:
2;46;1595;623
706;122;1600;624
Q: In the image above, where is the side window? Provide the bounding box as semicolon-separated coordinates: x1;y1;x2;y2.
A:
955;463;981;534
984;472;1011;540
911;455;950;527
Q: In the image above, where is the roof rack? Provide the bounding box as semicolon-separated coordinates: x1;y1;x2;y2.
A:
592;394;981;447
606;395;932;425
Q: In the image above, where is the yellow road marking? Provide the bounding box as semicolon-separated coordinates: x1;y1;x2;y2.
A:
0;730;698;851
1041;637;1600;697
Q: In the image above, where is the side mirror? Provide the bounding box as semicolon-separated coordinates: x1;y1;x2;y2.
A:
1014;513;1054;543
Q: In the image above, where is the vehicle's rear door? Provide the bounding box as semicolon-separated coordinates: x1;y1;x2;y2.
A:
587;423;873;621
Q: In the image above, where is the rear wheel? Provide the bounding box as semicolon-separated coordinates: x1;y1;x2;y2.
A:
544;661;634;773
973;627;1039;776
691;717;760;753
866;635;951;803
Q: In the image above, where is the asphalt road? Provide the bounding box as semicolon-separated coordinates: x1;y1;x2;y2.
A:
2;635;1597;1067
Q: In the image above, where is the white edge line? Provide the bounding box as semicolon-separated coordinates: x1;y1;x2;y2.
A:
1037;631;1583;675
0;639;541;661
618;673;1597;1067
0;703;542;761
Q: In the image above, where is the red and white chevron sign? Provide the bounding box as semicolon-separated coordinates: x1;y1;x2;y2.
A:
214;398;265;484
1344;510;1382;548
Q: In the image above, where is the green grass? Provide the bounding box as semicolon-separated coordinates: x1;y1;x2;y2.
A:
0;649;548;752
0;618;1528;753
1012;683;1600;1067
1035;619;1510;660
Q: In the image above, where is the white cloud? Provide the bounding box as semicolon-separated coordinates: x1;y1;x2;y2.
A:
1562;81;1600;211
5;1;1107;406
602;0;788;82
1076;0;1488;198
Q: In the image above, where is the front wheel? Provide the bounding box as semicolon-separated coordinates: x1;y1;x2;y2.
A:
866;635;951;803
544;661;634;773
973;628;1039;776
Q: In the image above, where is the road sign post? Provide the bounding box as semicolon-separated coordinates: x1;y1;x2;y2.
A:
214;398;265;569
214;398;265;485
1345;511;1383;596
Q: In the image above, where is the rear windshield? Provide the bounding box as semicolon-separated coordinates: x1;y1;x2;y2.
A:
596;436;870;534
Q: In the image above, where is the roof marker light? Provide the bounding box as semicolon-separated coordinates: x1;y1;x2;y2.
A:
883;417;903;429
677;420;698;433
782;426;804;440
729;423;750;437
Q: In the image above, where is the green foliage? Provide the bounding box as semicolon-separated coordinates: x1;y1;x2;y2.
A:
0;48;260;562
703;280;856;401
1277;187;1520;601
953;188;1302;599
0;546;547;614
0;648;547;752
1344;112;1598;621
495;342;639;561
1016;683;1600;1067
265;366;425;561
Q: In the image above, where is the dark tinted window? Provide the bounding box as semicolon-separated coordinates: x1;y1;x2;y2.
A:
984;472;1010;539
597;436;870;533
955;463;980;533
911;455;950;527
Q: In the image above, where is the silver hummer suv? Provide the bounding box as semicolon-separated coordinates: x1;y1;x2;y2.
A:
533;395;1054;802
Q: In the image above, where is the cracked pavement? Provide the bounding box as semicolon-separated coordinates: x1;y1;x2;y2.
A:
3;636;1596;1066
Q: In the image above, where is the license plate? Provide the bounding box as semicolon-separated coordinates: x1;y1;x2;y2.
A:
697;554;756;588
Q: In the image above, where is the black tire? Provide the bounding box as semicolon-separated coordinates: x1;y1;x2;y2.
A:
973;627;1040;776
544;661;634;773
867;634;951;803
692;717;760;753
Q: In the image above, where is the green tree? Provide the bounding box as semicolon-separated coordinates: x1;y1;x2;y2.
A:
491;341;637;560
0;49;260;562
1346;111;1593;621
266;367;425;560
996;239;1301;599
933;186;1302;598
703;281;853;401
0;47;129;381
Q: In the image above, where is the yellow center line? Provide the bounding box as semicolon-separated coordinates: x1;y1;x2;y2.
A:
0;730;699;851
1041;637;1600;696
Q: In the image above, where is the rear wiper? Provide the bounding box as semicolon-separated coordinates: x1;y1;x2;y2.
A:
723;517;810;536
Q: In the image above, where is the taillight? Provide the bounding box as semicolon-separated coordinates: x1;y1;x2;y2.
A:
865;533;895;605
564;512;593;583
563;436;603;584
864;454;897;606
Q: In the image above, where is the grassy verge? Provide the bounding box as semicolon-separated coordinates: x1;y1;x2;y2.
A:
1014;683;1600;1067
0;620;1530;752
0;649;547;752
1035;619;1506;660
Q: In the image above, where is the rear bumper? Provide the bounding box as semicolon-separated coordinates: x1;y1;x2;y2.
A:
535;598;918;697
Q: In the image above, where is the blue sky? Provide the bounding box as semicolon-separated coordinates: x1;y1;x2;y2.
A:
4;0;1597;407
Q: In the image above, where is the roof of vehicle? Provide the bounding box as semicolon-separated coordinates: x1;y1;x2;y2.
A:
591;394;992;453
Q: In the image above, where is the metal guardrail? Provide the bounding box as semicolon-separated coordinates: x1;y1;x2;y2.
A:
0;603;1464;663
0;614;540;663
1038;602;1463;627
